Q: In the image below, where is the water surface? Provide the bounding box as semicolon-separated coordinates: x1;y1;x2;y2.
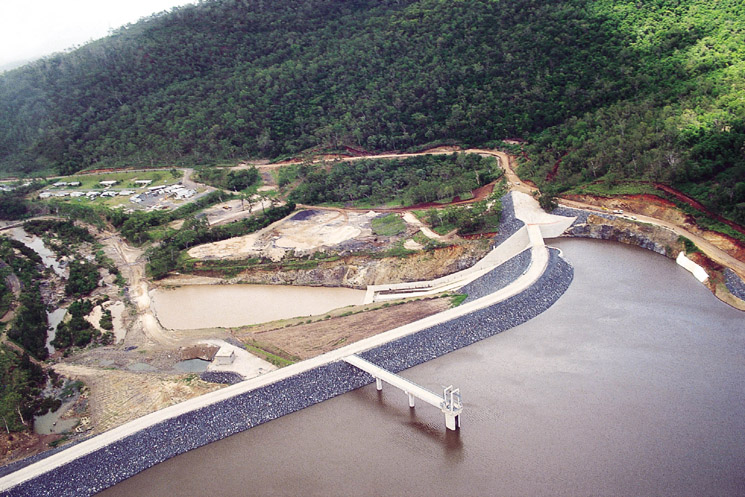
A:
150;284;365;329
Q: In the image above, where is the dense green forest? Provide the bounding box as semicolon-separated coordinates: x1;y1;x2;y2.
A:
286;153;499;206
0;0;743;222
0;238;49;360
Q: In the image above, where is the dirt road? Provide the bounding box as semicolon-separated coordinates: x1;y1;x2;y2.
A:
559;198;745;280
101;232;178;347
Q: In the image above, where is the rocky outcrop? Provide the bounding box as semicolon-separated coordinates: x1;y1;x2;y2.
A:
556;209;681;259
724;269;745;301
170;243;490;290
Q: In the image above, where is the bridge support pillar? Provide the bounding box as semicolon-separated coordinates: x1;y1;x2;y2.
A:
407;392;415;408
375;377;382;391
445;413;460;431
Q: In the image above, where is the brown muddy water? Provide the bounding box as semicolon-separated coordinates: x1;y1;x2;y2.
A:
100;239;745;496
150;284;366;329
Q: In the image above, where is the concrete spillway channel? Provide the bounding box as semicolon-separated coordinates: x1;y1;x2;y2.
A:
0;193;577;496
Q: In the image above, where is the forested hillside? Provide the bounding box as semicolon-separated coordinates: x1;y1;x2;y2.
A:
0;0;742;221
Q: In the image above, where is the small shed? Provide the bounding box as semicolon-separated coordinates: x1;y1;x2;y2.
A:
99;180;118;187
214;347;236;365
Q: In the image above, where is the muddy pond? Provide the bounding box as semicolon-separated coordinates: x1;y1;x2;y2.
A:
150;284;366;329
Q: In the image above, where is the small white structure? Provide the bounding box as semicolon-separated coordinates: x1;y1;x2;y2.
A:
70;191;85;198
86;191;100;198
174;188;196;200
68;181;81;187
213;347;236;365
118;190;136;196
148;185;166;192
134;180;153;186
53;181;67;187
101;191;118;197
39;192;53;199
99;180;118;187
676;252;709;283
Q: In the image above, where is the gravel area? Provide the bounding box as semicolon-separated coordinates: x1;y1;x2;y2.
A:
5;248;573;496
491;193;524;247
460;249;532;303
552;206;616;226
199;372;245;385
724;268;745;301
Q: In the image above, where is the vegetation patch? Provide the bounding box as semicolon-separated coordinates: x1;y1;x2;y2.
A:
449;294;468;307
286;154;500;207
244;339;299;368
0;345;48;432
371;213;407;237
195;166;259;192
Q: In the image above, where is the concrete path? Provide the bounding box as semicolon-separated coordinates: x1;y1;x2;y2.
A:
559;198;745;280
365;192;574;302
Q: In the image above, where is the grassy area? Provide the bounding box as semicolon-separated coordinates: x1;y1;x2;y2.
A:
371;213;407;236
449;293;468;306
411;230;446;250
678;236;700;254
564;180;658;197
244;339;299;367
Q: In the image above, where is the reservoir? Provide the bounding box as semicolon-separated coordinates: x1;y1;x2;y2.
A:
101;239;745;496
150;284;366;329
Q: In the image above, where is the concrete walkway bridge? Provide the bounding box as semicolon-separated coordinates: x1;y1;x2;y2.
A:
344;354;462;430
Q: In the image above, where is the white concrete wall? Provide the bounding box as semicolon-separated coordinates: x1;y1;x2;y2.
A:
364;225;531;303
676;252;709;283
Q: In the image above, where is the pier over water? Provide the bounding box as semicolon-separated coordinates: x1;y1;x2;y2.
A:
344;354;462;430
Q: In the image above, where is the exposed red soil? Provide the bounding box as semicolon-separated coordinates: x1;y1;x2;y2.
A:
689;251;724;273
461;232;498;240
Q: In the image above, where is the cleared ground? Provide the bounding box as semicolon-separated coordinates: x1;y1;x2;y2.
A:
187;208;414;261
235;297;454;360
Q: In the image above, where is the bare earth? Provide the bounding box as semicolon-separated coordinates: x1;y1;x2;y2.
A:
52;364;224;435
236;297;453;360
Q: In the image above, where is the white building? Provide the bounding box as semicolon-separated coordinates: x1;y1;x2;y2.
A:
213;347;236;365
